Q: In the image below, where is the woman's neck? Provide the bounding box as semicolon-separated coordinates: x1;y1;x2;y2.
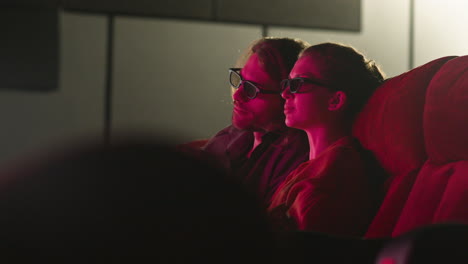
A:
304;124;349;160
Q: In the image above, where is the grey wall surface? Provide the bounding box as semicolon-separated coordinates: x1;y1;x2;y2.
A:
111;17;261;143
0;12;106;165
63;0;360;31
2;0;468;166
414;0;468;67
0;7;59;91
269;0;410;78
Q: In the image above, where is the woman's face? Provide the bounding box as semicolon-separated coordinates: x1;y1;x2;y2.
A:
281;55;334;130
231;53;285;132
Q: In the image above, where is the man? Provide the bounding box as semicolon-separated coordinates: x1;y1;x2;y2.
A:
199;37;310;208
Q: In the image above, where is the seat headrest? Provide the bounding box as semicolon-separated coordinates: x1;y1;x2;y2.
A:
353;56;456;177
424;55;468;164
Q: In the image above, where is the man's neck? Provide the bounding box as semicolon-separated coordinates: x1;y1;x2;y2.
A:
246;131;266;158
245;122;287;158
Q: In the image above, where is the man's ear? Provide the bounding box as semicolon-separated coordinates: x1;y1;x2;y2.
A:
328;91;347;111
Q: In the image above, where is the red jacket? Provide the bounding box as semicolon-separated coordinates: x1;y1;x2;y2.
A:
268;136;384;236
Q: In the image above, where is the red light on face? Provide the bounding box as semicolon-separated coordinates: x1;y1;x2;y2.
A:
380;258;396;264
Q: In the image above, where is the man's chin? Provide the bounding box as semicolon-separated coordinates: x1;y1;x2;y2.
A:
285;117;300;128
232;118;253;131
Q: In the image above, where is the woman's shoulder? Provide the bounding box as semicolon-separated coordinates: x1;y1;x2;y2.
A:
320;136;365;161
293;137;367;182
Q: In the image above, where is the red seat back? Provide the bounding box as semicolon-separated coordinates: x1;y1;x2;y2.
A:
352;56;456;238
393;55;468;236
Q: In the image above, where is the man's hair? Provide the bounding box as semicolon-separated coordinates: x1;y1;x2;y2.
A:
236;37;310;85
300;42;385;121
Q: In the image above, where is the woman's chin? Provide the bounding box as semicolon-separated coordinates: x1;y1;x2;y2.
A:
285;119;297;129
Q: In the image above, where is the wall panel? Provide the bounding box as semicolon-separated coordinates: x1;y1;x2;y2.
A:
112;17;261;143
268;0;410;78
414;0;468;67
0;11;106;165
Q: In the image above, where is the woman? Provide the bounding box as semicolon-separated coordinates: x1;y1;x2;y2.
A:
268;42;386;236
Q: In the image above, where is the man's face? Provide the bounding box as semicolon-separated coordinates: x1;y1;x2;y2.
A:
231;53;285;132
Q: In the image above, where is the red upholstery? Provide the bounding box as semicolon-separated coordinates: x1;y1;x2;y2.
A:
424;55;468;163
434;162;468;222
392;162;454;236
393;56;468;236
353;56;456;238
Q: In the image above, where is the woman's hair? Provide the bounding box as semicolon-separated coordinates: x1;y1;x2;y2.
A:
236;37;310;84
300;42;385;121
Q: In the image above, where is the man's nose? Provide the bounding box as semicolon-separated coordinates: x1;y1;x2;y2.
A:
232;85;247;102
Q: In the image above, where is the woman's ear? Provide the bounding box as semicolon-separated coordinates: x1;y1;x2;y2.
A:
328;91;347;111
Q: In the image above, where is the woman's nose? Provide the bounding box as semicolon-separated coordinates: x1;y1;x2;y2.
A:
281;88;292;99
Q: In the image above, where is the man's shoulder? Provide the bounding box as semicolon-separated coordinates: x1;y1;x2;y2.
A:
272;128;309;147
203;125;252;152
208;125;250;142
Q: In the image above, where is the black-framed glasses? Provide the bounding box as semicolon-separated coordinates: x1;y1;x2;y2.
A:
229;68;280;99
280;77;331;93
